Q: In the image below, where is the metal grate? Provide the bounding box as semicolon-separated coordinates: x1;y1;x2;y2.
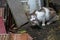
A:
0;34;9;40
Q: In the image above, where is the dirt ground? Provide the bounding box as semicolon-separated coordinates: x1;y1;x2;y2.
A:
19;21;60;40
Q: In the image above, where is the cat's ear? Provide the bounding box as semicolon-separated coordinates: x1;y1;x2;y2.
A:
32;10;36;14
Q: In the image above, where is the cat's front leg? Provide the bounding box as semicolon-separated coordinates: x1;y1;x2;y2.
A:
42;16;45;26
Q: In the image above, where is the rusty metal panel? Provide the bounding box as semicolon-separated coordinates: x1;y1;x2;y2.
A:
10;33;33;40
0;33;32;40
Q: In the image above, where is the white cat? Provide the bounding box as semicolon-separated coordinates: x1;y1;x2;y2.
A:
30;7;58;26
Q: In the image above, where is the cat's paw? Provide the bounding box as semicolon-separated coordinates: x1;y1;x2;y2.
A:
42;24;45;26
47;22;50;25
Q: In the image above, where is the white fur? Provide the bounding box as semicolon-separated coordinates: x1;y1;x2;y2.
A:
35;7;50;21
35;7;50;26
30;7;57;26
43;7;50;20
35;11;45;21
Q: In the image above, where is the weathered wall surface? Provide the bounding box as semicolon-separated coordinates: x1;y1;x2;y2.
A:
52;0;60;4
7;0;28;27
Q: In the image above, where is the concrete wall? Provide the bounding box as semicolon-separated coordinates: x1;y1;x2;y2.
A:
7;0;28;27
